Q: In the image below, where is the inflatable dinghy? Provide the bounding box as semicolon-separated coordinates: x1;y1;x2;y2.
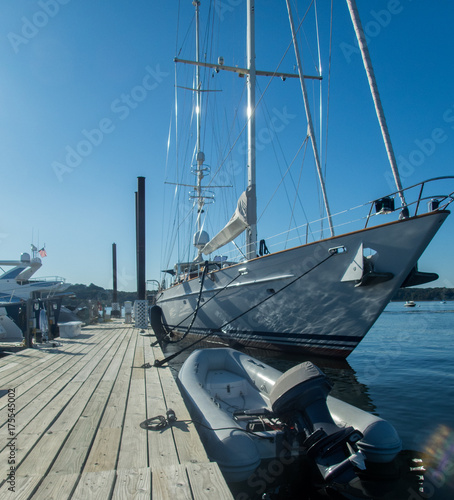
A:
178;348;401;485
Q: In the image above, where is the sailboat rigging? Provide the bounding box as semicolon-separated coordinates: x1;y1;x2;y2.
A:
155;0;453;358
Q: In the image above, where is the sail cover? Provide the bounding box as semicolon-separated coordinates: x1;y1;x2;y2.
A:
202;190;249;255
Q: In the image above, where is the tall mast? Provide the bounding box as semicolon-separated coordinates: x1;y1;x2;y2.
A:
285;0;334;237
246;0;257;259
346;0;408;216
194;0;206;236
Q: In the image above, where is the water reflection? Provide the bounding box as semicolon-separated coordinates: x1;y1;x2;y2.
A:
163;338;376;414
161;336;453;499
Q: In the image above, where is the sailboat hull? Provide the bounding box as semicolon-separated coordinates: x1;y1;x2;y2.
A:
156;211;448;358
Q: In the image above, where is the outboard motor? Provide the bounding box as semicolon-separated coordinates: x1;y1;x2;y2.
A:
269;362;366;485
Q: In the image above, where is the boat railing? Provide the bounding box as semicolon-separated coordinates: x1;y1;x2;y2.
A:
364;176;454;228
25;276;66;284
228;176;454;259
161;177;454;282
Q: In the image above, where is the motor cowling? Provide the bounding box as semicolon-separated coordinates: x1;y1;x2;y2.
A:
270;362;365;484
270;362;332;415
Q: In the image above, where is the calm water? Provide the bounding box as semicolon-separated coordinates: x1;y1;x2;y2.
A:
164;301;454;499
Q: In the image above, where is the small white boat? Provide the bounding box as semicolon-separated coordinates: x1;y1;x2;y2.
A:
178;348;401;486
404;301;416;307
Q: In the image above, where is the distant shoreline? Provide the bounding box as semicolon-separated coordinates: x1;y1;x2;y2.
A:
391;287;454;302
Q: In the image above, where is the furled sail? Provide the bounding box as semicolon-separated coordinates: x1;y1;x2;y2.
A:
202;190;249;255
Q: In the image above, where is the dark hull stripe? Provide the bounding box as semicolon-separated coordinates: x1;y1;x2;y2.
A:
165;325;362;353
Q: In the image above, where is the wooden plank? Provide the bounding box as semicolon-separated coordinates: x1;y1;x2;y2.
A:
40;329;132;478
27;472;79;500
82;427;122;472
0;340;83;388
0;326;126;496
151;464;192;500
0;329;123;471
132;343;145;379
71;470;116;500
32;380;112;498
0;328;113;418
1;473;40;500
42;376;113;475
82;333;136;473
0;325;110;400
0;350;54;379
0;326;120;425
143;336;180;468
0;324;232;500
115;333;149;471
0;324;123;500
71;328;137;498
112;468;151;500
152;346;209;465
186;462;234;500
115;376;148;471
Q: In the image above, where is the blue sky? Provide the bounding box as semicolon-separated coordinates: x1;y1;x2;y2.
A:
1;0;453;293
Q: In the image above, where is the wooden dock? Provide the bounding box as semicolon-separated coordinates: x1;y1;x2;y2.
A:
0;321;233;499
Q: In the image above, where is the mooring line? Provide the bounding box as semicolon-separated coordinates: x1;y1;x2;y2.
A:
153;251;336;367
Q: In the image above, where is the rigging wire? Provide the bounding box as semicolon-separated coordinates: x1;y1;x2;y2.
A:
314;0;323;168
255;78;316;246
176;10;196;58
285;139;309;248
162;66;181;274
175;0;181;56
293;0;318;76
156;267;243;345
166;0;333;269
154;250;337;367
257;135;315;246
254;79;298;231
161;109;174;273
208;7;312;186
323;0;334;181
291;0;332;239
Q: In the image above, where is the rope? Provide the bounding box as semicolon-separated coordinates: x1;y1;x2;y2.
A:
141;409;274;441
140;408;177;430
163;261;209;344
213;251;335;332
155;264;243;346
259;240;270;256
154;251;336;367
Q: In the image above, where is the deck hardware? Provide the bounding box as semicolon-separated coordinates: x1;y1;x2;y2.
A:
329;246;347;254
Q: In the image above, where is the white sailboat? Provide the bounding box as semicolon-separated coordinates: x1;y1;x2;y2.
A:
155;1;453;358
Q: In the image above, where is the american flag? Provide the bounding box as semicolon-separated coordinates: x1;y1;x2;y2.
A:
39;248;47;258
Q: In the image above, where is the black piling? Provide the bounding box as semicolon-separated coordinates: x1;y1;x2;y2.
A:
111;243;120;317
136;177;146;301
